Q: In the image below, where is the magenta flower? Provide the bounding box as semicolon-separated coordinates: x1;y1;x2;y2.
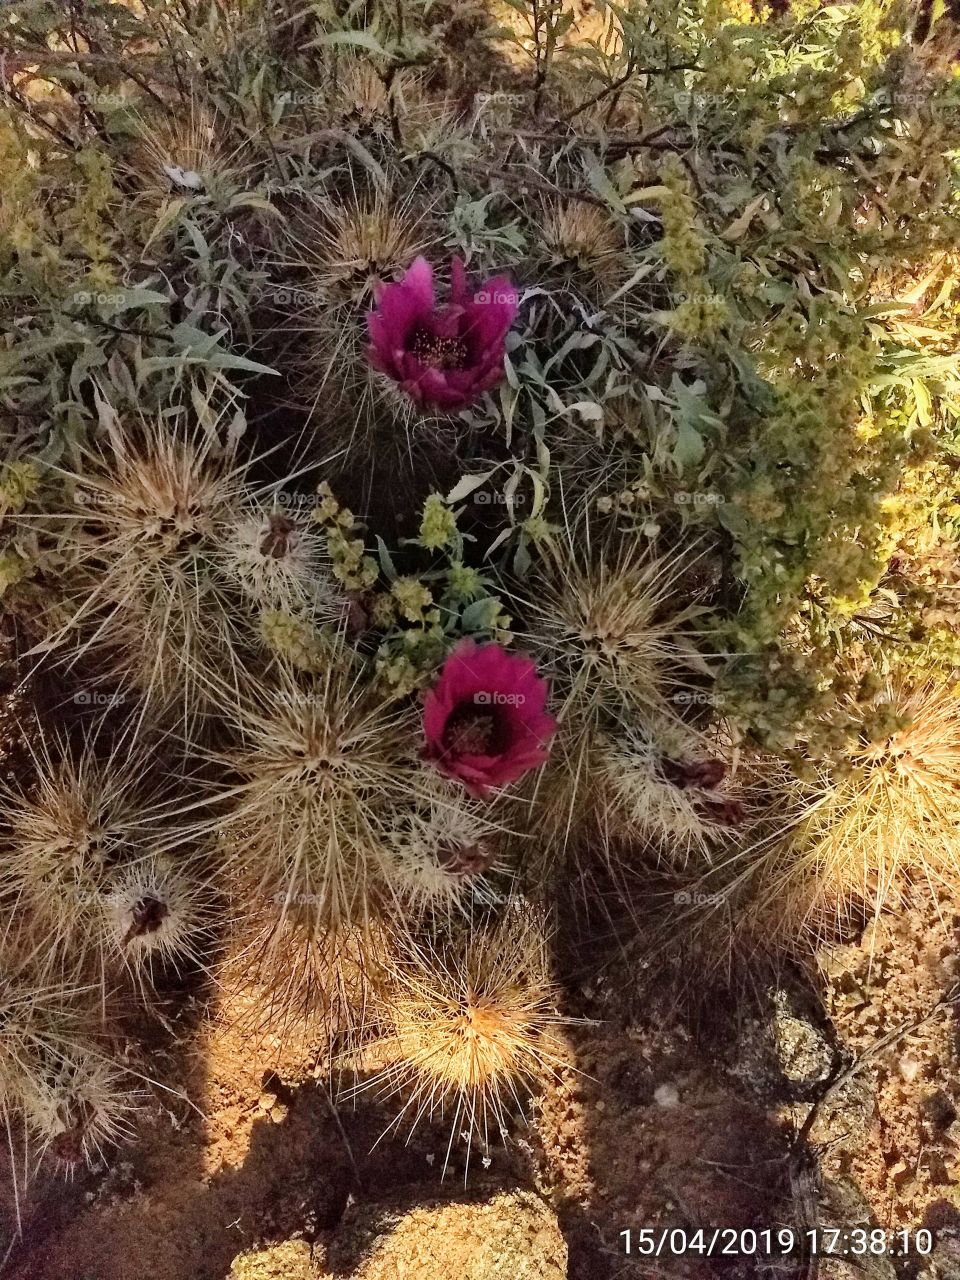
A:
422;639;557;798
367;256;519;411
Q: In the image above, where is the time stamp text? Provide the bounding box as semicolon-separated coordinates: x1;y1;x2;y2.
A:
620;1227;934;1259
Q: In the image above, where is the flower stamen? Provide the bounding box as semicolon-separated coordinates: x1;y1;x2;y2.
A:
443;706;500;756
411;329;468;370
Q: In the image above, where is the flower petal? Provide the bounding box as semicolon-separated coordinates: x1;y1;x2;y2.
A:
401;256;436;311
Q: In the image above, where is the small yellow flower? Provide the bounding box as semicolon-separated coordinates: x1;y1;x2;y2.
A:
419;494;457;551
0;461;39;517
259;610;328;671
391;576;433;623
446;561;484;601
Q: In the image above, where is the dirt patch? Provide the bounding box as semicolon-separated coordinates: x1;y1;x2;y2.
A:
6;896;960;1279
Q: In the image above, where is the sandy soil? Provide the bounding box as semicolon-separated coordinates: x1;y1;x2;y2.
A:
4;885;958;1280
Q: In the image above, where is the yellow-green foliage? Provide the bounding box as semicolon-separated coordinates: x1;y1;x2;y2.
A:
260;610;330;672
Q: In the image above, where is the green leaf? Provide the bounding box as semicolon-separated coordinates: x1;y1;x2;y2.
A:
308;29;393;56
375;536;398;581
673;416;705;468
101;288;170;313
513;537;532;576
582;151;627;214
460;597;499;630
565;400;604;423
446;471;496;504
227;193;283;217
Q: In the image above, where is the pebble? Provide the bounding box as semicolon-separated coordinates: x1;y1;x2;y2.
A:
653;1083;680;1108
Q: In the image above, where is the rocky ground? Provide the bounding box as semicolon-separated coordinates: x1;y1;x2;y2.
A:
3;889;959;1280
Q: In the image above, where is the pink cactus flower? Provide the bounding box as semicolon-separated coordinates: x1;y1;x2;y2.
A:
422;639;557;797
367;256;519;410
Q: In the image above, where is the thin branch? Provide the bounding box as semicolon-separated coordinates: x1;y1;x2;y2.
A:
792;979;960;1154
559;60;702;125
60;311;173;342
473;163;609;208
1;50;162;72
415;150;460;193
0;83;80;151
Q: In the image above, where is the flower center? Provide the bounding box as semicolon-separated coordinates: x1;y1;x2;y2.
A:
259;514;298;560
411;328;468;370
658;756;726;790
436;839;495;877
122;894;169;946
443;705;500;756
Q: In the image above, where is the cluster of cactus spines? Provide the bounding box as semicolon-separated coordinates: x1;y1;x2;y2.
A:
745;677;960;949
297;190;436;309
0;736;146;990
521;518;716;863
124;95;248;209
0;733;214;1000
20;405;352;734
539;201;632;297
286;190;438;438
221;909;379;1061
24;1050;140;1176
594;722;746;865
323;61;460;151
355;906;568;1167
212;654;439;938
43;412;249;722
0;942;141;1210
104;853;215;987
379;785;514;916
525;529;709;732
214;496;341;622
